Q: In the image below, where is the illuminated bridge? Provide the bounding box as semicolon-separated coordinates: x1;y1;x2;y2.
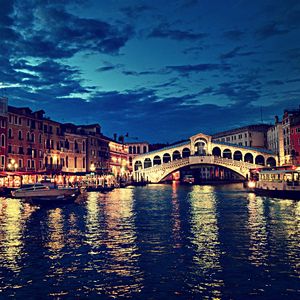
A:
133;133;278;183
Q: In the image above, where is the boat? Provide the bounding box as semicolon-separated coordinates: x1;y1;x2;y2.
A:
248;169;300;200
11;183;80;203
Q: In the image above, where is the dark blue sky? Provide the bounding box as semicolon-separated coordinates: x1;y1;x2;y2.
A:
1;0;300;142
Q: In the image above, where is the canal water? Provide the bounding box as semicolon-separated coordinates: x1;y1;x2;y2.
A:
0;183;299;299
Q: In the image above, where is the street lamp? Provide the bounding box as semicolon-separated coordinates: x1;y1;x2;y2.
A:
8;159;18;172
90;163;96;172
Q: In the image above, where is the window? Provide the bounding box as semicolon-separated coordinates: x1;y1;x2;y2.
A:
8;145;12;153
18;159;23;168
18;147;24;154
1;119;5;128
82;141;85;152
39;161;42;169
0;156;5;167
18;117;22;125
83;157;85;168
8;128;13;138
31;133;35;142
39;134;42;144
31;160;35;169
26;132;30;141
9;115;12;123
75;157;77;168
43;125;47;133
137;146;140;154
143;146;147;153
66;156;69;168
27;160;31;168
18;130;22;140
0;134;5;147
14;116;18;124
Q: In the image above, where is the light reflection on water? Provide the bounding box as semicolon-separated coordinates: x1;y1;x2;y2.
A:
188;185;224;299
0;184;299;299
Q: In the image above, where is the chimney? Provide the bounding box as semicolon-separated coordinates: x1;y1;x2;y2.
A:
275;115;279;124
113;133;117;141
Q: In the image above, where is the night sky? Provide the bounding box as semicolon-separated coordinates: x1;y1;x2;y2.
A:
1;0;300;143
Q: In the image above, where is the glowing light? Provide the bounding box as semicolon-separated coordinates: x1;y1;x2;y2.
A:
248;181;256;188
90;163;96;172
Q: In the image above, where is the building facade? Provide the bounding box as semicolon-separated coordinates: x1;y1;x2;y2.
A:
212;124;271;149
109;139;129;178
267;116;284;165
127;142;149;172
282;109;300;164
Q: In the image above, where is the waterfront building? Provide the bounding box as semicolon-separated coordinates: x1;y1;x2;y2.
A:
126;142;149;172
282;108;300;164
0;97;7;170
212;124;271;149
267;116;285;165
289;113;300;164
108;138;129;178
77;124;110;174
7;106;45;172
60;124;87;173
43;117;64;173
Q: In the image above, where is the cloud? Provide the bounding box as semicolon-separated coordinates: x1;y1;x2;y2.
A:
223;30;245;41
149;24;207;41
255;22;290;39
96;62;123;72
1;1;133;61
220;46;257;60
266;80;285;86
166;63;231;75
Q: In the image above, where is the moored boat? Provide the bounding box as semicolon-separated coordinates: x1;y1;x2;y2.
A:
248;169;300;200
11;183;80;203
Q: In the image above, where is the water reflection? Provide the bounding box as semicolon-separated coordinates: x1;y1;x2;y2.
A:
0;198;36;271
45;208;65;256
188;185;223;298
247;193;268;266
275;199;300;276
85;189;143;298
171;182;182;248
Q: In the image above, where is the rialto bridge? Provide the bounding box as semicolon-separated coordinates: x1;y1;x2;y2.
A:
133;133;278;183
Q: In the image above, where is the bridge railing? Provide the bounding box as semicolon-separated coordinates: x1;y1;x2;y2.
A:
137;155;262;174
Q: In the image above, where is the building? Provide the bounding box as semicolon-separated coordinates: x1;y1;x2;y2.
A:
212;124;271;148
108;138;129;178
267;116;284;165
77;124;110;174
43;117;64;173
282;108;300;165
290;114;300;165
127;142;149;172
7;106;45;172
0;97;8;170
60;124;87;173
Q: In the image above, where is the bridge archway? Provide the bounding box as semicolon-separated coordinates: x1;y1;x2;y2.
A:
266;157;276;167
212;146;221;156
194;138;207;156
182;148;191;158
223;149;232;159
144;158;152;168
153;155;162;166
255;155;265;166
233;150;242;161
134;161;142;171
163;153;171;163
173;150;181;160
244;153;254;163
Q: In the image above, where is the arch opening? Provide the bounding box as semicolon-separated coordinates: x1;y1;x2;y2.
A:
163;153;171;163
